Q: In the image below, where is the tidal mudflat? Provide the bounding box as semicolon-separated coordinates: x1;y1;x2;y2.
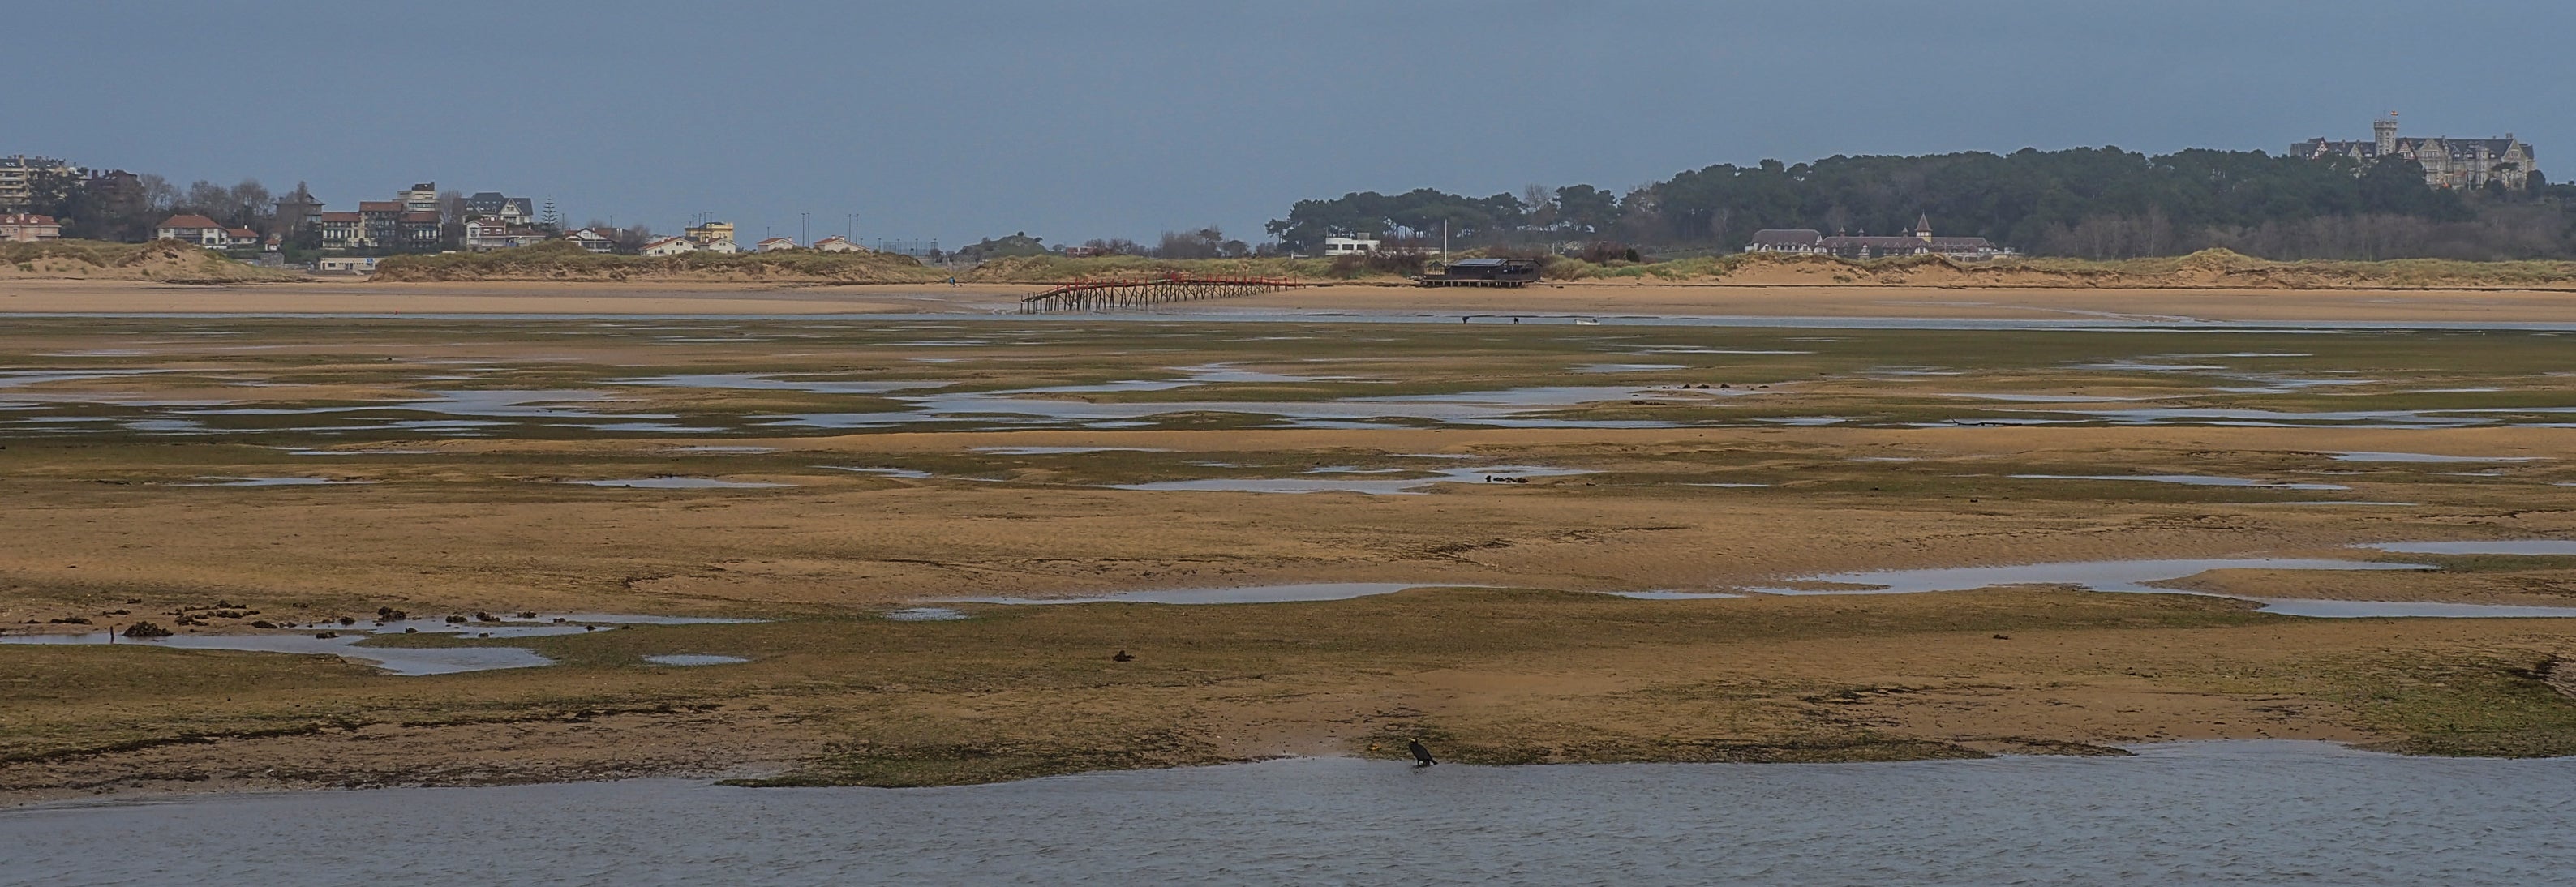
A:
7;311;2576;801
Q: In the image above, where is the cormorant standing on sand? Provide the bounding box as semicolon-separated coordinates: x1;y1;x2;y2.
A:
1409;739;1436;768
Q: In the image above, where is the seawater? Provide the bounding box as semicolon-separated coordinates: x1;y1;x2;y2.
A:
5;742;2574;885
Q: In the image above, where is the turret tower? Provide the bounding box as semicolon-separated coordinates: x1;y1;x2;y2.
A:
2374;114;2399;156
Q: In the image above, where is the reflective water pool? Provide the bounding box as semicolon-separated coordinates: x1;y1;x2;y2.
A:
1106;465;1592;495
641;654;749;666
1740;554;2576;618
562;478;792;489
2010;473;2349;490
947;582;1452;606
0;614;762;675
2329;452;2545;463
0;631;553;675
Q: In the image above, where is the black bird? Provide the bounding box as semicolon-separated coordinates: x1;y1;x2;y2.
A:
1408;739;1436;768
1111;649;1136;662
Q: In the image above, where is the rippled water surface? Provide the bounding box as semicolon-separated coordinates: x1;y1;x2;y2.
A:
7;742;2574;885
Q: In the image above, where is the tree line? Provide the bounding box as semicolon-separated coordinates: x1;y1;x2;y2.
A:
6;163;279;243
5;161;668;256
1264;147;2576;260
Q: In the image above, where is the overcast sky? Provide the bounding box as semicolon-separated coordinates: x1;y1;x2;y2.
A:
14;1;2573;246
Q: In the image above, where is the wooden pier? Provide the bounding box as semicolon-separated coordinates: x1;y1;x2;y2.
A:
1020;273;1312;313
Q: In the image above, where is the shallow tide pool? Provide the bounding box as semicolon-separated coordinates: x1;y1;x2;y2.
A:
0;614;762;675
946;582;1453;606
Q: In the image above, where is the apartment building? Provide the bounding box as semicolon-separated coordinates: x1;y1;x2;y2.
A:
0;156;79;211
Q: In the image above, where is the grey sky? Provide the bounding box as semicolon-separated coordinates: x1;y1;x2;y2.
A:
15;1;2572;246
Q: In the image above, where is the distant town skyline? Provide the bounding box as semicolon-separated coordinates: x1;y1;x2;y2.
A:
12;1;2574;245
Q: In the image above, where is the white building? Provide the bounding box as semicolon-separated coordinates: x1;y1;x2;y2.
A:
400;182;439;214
316;255;382;274
639;236;696;256
463;218;550;251
154;214;256;249
1746;216;2008;261
698;238;740;254
811;235;862;252
1322;236;1380;256
560;228;616;253
1743;229;1825;255
755;237;798;252
464;192;535;225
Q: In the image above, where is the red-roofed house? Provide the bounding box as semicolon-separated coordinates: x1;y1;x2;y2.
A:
812;235;862;253
756;237;797;252
0;212;60;242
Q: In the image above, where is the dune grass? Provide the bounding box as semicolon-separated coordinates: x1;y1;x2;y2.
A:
372;241;944;283
0;239;299;282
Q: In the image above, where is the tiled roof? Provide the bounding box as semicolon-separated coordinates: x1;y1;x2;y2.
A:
0;212;57;225
358;201;402;212
1821;236;1930;247
157;214;222;229
317;212;362;222
1821;234;1995;249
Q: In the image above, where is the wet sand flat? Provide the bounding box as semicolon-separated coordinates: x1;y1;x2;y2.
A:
8;310;2576;802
